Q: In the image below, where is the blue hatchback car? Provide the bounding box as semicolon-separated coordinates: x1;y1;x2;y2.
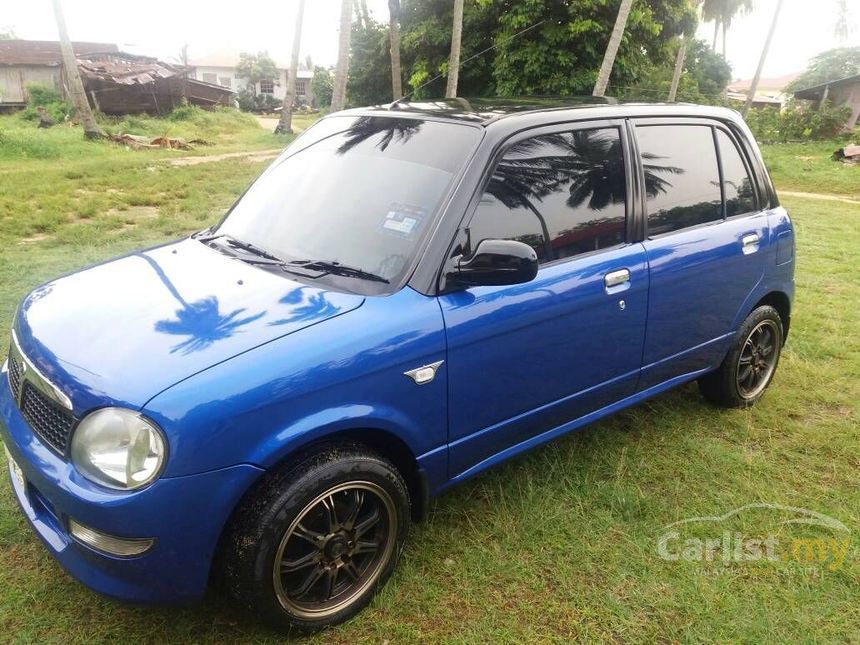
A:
2;99;794;629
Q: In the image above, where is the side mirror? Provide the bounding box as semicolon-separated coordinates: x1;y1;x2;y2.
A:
449;239;539;287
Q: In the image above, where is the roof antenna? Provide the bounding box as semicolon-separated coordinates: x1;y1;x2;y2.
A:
388;18;547;109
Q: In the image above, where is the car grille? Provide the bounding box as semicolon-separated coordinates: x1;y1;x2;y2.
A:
19;382;76;455
7;353;22;398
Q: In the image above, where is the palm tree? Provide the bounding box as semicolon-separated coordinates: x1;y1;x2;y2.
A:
445;0;465;98
592;0;635;98
834;0;851;42
702;0;752;57
276;0;306;135
331;0;353;112
743;0;784;115
668;1;702;102
50;0;102;139
389;0;403;99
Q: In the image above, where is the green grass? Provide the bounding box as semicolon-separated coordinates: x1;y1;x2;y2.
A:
761;139;860;199
0;106;321;163
0;127;858;642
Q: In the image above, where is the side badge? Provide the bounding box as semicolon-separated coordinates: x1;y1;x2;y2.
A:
404;360;444;385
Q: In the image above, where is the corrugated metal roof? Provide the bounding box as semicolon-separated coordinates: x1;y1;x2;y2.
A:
77;52;178;85
0;39;118;66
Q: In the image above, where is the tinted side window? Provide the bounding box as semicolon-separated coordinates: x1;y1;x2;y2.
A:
469;128;627;264
637;125;722;236
716;129;757;216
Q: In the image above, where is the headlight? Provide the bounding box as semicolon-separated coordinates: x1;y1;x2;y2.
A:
70;408;166;490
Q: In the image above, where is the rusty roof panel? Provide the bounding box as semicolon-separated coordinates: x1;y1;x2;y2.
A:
0;39;118;65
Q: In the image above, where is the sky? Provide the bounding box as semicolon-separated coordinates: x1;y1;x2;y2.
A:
3;0;857;82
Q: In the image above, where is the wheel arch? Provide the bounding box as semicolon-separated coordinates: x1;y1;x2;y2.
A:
209;425;429;592
752;290;791;343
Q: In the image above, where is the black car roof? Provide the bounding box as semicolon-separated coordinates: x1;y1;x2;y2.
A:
335;97;745;129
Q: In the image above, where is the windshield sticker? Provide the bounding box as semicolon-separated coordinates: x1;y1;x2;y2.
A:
382;204;426;238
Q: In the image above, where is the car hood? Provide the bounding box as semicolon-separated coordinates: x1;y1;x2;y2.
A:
14;238;364;411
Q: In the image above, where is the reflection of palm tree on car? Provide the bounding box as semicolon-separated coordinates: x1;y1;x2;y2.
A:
483;130;682;260
138;253;265;355
337;116;423;154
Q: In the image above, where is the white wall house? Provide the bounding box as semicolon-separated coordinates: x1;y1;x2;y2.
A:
188;52;314;106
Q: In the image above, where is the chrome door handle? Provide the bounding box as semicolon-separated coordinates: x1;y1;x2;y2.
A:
742;233;760;254
604;268;630;288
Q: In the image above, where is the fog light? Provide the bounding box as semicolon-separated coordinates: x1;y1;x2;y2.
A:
68;519;154;557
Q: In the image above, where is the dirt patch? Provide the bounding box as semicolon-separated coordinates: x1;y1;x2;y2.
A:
780;191;860;205
168;148;283;167
18;233;52;245
105;205;160;220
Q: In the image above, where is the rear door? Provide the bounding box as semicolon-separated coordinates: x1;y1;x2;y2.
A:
439;121;648;479
631;119;770;390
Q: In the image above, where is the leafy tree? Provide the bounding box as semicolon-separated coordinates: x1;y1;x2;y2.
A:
235;51;279;94
492;0;697;96
346;19;392;107
348;0;698;105
312;67;334;108
400;0;502;99
0;26;16;40
235;51;281;113
787;47;860;92
687;39;731;96
622;38;730;103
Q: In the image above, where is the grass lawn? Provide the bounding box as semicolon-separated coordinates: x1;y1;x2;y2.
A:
0;116;858;642
760;139;860;199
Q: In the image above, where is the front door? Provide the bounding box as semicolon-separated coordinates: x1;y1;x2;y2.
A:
439;122;648;479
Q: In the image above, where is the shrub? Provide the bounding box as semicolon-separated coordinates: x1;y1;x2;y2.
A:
236;87;282;113
21;83;73;123
745;102;852;143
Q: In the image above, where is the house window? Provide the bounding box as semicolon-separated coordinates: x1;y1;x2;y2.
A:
218;76;232;88
260;79;274;94
201;72;217;84
295;79;307;96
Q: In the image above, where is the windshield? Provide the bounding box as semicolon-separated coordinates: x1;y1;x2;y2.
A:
214;115;481;292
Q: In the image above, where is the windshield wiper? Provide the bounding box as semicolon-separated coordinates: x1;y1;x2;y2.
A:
290;260;390;284
198;232;285;263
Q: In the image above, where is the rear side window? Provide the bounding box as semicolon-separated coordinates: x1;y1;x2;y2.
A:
468;127;627;264
636;125;722;236
716;129;757;216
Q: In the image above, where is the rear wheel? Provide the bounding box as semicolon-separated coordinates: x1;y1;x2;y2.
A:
223;443;410;630
699;305;784;408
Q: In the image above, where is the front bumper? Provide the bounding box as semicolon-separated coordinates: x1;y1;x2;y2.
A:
0;373;263;604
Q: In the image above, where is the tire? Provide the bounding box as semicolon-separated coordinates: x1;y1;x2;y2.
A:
222;443;410;631
698;305;784;408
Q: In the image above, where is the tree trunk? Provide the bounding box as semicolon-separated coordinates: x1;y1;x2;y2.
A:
711;20;719;50
276;0;306;134
592;0;634;97
358;0;371;29
51;0;102;139
721;19;727;57
389;0;402;100
331;0;353;112
743;0;784;115
445;0;465;99
668;37;687;102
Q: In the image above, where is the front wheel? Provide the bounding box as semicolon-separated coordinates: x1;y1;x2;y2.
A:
699;305;784;408
223;444;410;630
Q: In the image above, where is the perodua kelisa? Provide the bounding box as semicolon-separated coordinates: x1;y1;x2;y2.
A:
1;99;794;629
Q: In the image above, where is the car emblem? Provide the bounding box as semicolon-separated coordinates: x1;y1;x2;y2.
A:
403;360;444;385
